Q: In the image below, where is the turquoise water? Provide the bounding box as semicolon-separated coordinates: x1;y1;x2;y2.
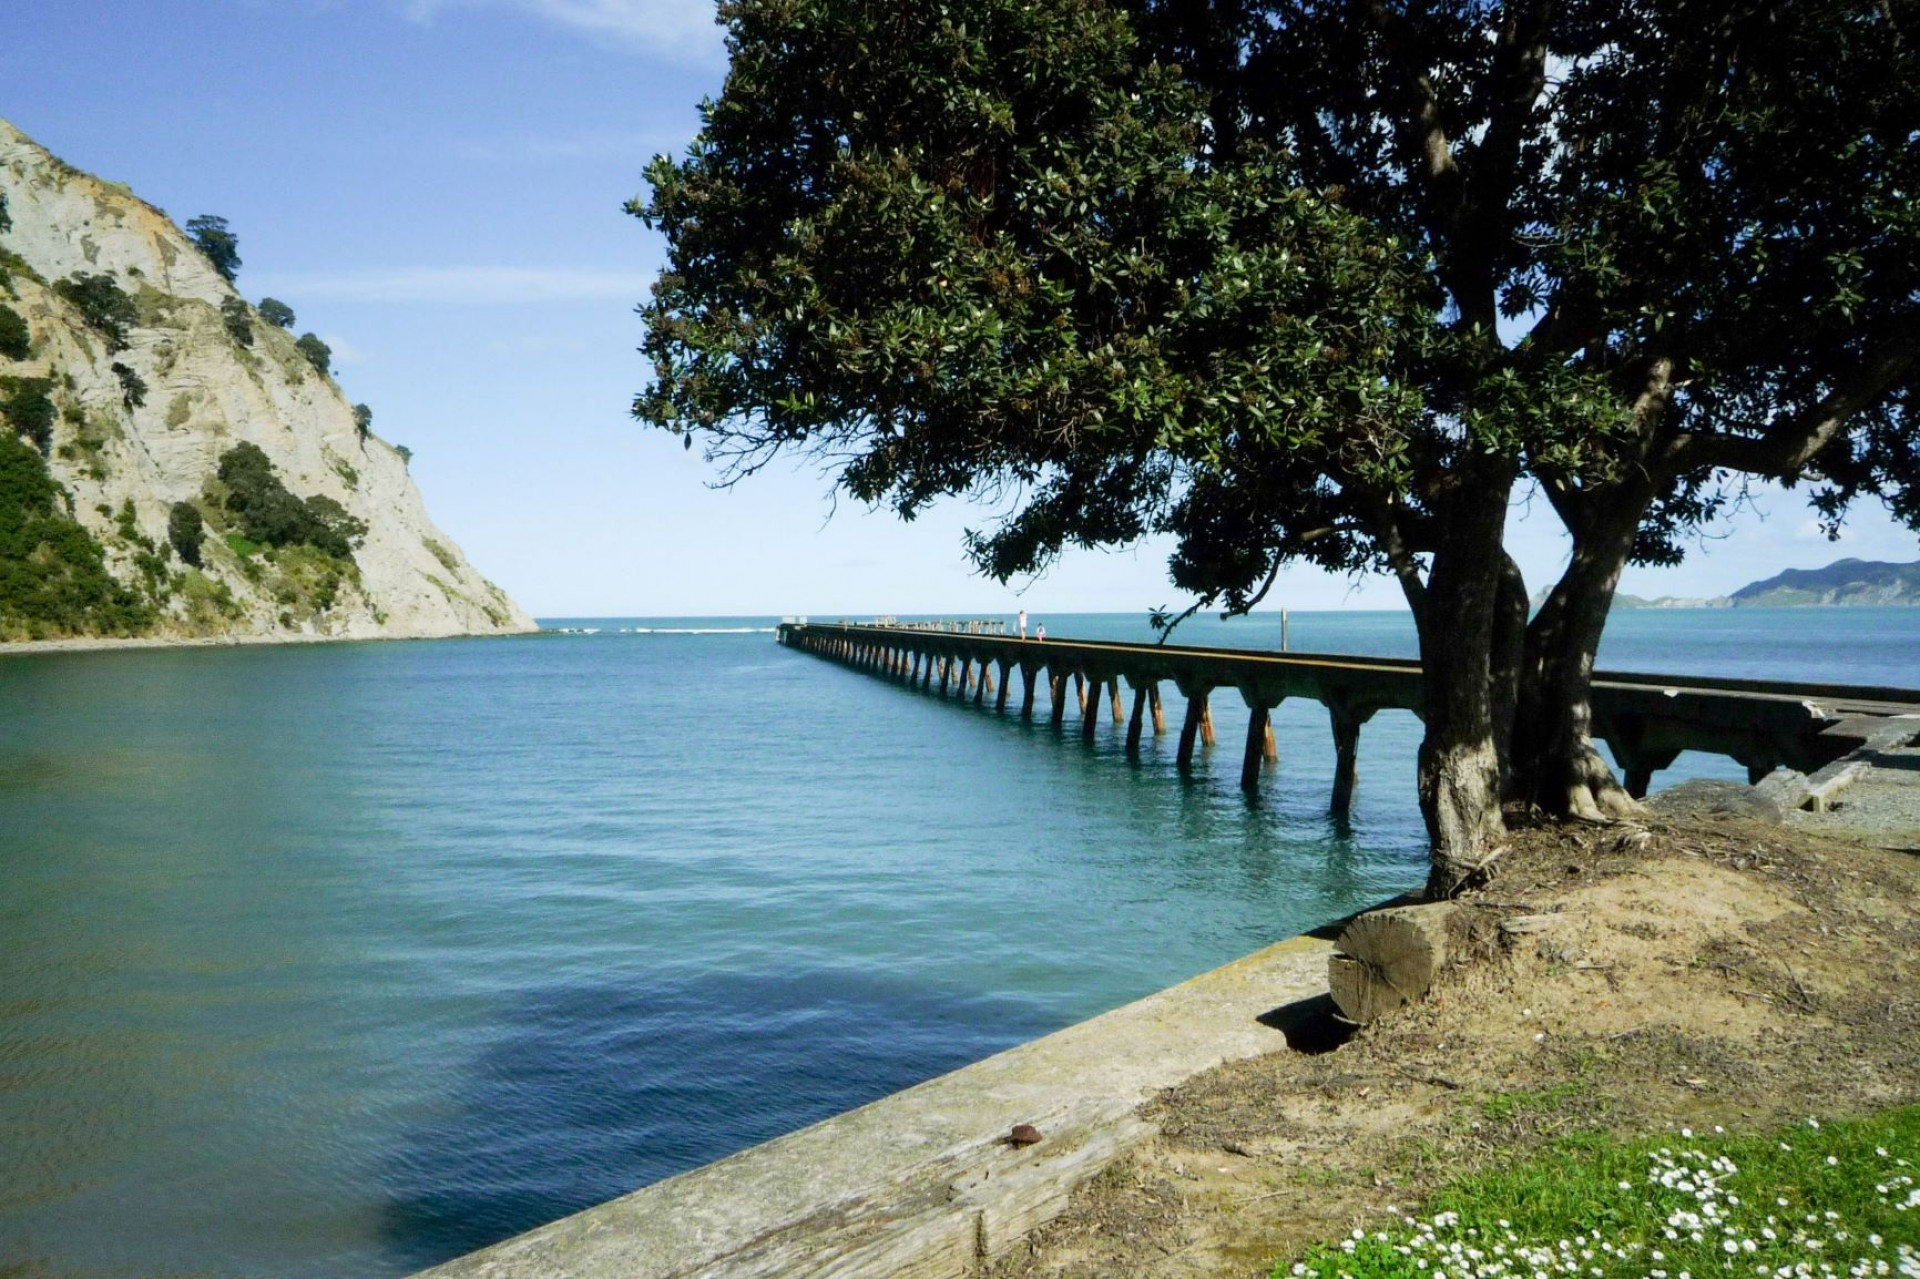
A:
1;608;1916;1278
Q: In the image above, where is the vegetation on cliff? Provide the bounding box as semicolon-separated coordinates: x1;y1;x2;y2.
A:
0;432;151;639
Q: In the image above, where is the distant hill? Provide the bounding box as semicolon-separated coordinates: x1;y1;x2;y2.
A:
1730;558;1920;607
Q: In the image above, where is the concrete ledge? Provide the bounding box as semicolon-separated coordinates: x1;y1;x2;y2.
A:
414;932;1334;1278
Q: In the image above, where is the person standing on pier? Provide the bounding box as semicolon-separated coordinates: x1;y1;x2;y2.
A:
1036;623;1045;642
1018;609;1027;639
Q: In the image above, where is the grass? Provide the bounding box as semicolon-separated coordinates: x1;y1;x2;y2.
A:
1277;1107;1920;1279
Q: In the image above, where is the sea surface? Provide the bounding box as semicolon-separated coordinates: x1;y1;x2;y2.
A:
2;608;1916;1278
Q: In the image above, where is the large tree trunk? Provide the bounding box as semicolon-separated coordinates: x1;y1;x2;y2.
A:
1514;495;1644;822
1414;471;1516;898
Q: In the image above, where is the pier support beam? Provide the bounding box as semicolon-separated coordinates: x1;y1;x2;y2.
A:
1177;689;1209;770
1082;677;1104;744
1075;673;1088;718
1050;674;1067;728
1150;686;1166;736
1327;701;1377;817
1126;684;1149;754
1019;665;1036;717
1110;682;1125;725
1241;704;1271;793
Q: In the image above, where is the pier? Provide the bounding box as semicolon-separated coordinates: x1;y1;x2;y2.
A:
777;621;1920;808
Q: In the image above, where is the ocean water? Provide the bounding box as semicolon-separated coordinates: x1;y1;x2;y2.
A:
1;608;1916;1278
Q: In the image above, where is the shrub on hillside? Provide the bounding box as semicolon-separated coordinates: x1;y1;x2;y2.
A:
294;333;331;376
256;298;295;329
1;378;56;453
185;215;241;284
0;433;154;639
168;501;204;567
110;361;147;410
220;297;253;348
0;303;29;360
216;442;364;560
52;273;138;353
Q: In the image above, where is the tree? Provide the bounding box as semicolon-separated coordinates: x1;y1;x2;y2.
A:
52;273;139;353
257;297;296;329
2;379;56;453
215;441;361;559
353;403;372;442
185;215;241;284
0;304;29;361
220;296;253;348
636;0;1920;893
394;444;411;466
168;502;204;567
110;362;147;411
0;192;10;237
295;333;332;376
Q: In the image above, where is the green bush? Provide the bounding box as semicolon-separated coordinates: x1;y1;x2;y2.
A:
185;215;241;284
0;303;29;360
168;501;204;567
52;273;138;352
215;442;363;560
110;361;147;410
220;296;253;348
0;432;153;639
353;403;372;440
294;333;331;376
1;377;56;452
256;298;295;329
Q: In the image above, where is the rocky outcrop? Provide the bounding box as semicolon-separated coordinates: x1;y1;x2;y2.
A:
0;118;536;641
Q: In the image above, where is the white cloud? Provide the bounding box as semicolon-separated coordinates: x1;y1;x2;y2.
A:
250;266;654;304
402;0;723;60
319;332;371;365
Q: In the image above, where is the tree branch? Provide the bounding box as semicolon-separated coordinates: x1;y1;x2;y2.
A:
1664;313;1920;477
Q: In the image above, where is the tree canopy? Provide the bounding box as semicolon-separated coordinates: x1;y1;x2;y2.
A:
636;0;1920;888
53;273;139;353
186;215;241;284
257;298;296;329
295;333;332;376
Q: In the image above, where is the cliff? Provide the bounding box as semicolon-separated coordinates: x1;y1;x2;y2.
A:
0;118;536;642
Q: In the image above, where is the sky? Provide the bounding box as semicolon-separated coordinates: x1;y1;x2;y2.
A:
3;0;1914;618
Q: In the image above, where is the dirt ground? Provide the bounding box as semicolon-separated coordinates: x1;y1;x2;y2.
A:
991;797;1920;1279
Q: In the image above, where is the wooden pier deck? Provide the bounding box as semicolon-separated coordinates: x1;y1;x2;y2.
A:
777;621;1920;809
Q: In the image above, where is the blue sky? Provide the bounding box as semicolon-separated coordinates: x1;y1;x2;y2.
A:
5;0;1914;617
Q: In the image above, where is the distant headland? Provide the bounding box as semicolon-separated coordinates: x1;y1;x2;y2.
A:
1591;556;1920;609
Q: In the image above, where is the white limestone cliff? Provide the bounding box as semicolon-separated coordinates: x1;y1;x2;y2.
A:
0;118;537;641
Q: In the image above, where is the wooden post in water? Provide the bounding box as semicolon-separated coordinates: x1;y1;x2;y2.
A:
1018;665;1036;717
1126;684;1148;754
1149;685;1166;735
1263;716;1280;764
1201;702;1217;747
1074;672;1088;717
1082;677;1104;744
1177;690;1208;769
1050;674;1067;728
938;657;952;696
1329;703;1364;817
993;661;1009;712
1242;704;1271;793
1109;682;1125;725
973;661;988;706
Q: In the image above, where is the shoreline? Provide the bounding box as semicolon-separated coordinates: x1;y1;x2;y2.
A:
0;626;541;659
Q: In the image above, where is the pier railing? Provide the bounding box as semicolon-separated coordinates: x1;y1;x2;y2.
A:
777;621;1920;811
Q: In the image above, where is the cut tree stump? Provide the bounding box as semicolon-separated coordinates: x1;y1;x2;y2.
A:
1328;903;1456;1024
